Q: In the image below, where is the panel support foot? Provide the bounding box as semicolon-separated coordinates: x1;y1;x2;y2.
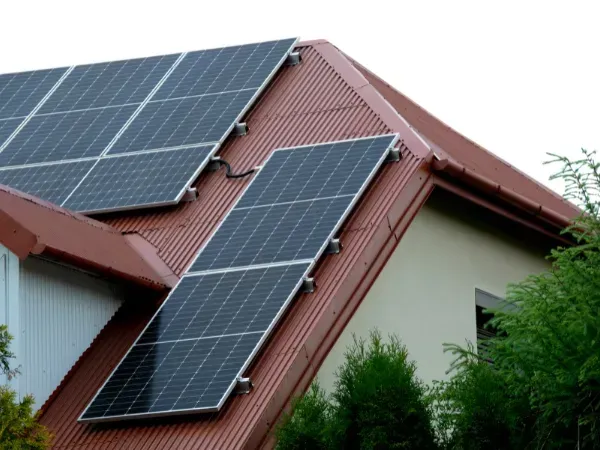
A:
234;377;253;395
285;52;302;66
302;277;315;293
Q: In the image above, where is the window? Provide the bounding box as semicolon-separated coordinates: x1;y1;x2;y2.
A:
475;289;502;362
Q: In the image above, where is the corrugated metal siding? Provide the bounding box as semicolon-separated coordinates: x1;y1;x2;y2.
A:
19;257;124;409
40;43;431;449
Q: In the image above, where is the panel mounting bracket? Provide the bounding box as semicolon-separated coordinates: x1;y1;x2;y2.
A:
386;147;402;163
302;277;316;293
181;187;198;202
326;238;342;254
206;157;223;172
232;122;249;137
234;377;253;395
285;52;302;66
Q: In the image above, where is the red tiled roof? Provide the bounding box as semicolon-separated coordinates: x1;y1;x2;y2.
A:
38;40;576;449
0;184;175;289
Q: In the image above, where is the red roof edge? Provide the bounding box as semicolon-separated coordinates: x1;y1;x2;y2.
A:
432;157;573;229
0;210;39;259
0;185;170;290
124;234;179;288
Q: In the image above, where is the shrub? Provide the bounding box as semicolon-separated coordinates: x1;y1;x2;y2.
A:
276;330;437;450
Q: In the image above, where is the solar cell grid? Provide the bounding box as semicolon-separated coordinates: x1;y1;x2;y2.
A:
108;89;256;154
236;136;397;209
0;118;22;148
38;54;179;114
63;145;215;213
137;263;309;345
154;38;297;100
190;197;353;272
0;68;67;120
0;160;96;205
0;105;137;166
80;333;263;420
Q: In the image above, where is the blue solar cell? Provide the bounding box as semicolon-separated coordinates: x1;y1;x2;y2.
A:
0;118;22;147
38;54;179;114
63;146;215;213
0;105;137;166
0;68;66;120
0;160;96;205
154;38;296;100
107;89;255;154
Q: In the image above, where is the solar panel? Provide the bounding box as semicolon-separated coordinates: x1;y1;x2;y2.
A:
190;197;353;272
0;105;137;166
63;146;215;214
153;39;296;100
80;263;309;421
0;68;67;119
0;160;96;205
38;54;179;114
79;134;399;423
190;135;399;272
0;38;298;213
107;90;255;155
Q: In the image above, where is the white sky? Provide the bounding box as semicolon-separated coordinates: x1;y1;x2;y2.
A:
2;0;598;195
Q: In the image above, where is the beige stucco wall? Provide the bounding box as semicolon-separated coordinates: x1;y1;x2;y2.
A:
316;192;551;390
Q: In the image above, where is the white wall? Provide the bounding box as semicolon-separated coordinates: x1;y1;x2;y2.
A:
18;257;124;409
317;192;551;390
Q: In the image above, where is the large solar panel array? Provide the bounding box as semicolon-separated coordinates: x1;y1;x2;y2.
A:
79;134;399;423
0;38;297;213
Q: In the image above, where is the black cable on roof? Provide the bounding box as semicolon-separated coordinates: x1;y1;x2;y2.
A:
215;158;255;179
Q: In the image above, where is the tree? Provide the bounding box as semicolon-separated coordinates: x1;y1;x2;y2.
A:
276;330;438;449
0;325;51;449
432;148;600;449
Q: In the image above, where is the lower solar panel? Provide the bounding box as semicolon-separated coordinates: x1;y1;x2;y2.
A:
63;145;215;213
80;262;310;422
0;160;96;205
80;333;263;420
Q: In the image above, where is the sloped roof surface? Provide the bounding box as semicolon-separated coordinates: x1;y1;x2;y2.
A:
0;184;171;288
38;40;573;449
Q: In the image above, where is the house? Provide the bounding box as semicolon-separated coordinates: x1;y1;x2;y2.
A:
0;38;578;449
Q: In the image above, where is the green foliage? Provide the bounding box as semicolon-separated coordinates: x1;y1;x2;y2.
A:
0;387;51;449
276;330;437;450
0;325;16;379
276;383;333;450
432;148;600;449
331;331;437;450
430;343;535;450
0;326;52;449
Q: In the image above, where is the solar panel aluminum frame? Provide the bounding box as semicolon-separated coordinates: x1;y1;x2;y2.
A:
77;133;400;423
73;37;299;215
